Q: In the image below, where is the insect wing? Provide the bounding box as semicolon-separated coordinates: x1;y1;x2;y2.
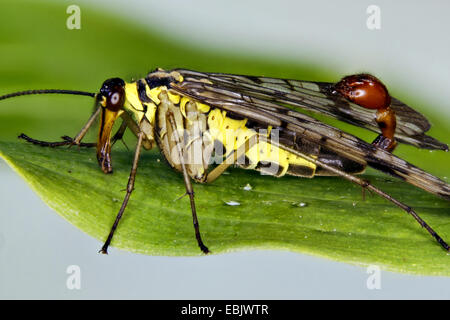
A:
169;71;450;199
175;69;447;151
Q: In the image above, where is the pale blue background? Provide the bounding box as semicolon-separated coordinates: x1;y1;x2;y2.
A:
1;0;449;299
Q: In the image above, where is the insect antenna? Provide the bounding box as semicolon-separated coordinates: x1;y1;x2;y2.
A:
0;89;96;101
0;88;99;148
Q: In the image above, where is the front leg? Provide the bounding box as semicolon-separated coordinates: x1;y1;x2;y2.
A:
20;107;130;150
19;106;101;148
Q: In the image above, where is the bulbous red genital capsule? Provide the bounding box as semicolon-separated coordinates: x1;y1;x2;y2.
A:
334;74;391;111
335;74;398;151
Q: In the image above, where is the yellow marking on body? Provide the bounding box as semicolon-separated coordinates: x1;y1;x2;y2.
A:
167;91;180;104
221;114;248;150
235;127;257;150
145;103;156;124
147;86;162;104
124;82;159;125
196;102;210;113
124;82;144;111
100;99;107;107
179;97;210;120
289;154;317;168
222;114;248;131
123;82;145;122
207;109;225;143
180;97;190;118
205;107;316;176
145;75;180;105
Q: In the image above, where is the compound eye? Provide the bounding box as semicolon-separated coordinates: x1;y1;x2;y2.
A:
110;92;120;105
106;87;124;111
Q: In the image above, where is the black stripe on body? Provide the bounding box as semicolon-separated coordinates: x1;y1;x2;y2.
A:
256;161;285;177
286;164;315;177
316;148;365;175
145;76;173;89
137;80;152;103
99;107;106;137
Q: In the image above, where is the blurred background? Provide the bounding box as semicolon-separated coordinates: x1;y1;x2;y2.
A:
0;0;449;299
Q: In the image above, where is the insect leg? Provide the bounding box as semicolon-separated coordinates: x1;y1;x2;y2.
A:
120;112;153;150
63;119;128;148
100;130;144;254
207;135;259;183
168;112;210;254
18;133;96;147
19;106;102;147
111;120;129;149
263;136;449;251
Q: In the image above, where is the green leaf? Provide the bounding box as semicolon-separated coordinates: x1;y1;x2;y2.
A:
1;142;449;275
1;0;449;276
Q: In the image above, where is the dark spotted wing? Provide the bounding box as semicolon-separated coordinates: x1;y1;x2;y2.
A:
168;70;450;199
175;69;447;151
